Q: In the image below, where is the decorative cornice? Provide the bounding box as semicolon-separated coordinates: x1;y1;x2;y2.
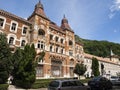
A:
0;9;32;25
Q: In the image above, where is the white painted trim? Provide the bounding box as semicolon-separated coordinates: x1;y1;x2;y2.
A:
10;20;18;33
7;33;17;45
22;25;28;35
0;16;6;29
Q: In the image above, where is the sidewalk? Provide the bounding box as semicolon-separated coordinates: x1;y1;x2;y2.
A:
8;85;47;90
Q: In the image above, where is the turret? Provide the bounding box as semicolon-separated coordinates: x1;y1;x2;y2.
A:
61;15;73;32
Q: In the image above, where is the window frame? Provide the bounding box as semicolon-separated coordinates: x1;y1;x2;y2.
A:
21;39;26;46
37;41;45;49
22;25;28;35
10;21;18;33
0;16;6;29
9;37;14;45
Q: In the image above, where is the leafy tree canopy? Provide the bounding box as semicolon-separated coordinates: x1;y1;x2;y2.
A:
75;35;120;59
12;44;36;89
91;58;100;76
0;33;12;84
74;63;86;79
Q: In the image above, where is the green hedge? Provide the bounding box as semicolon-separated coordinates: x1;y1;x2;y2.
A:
0;84;9;90
31;78;90;89
31;79;52;89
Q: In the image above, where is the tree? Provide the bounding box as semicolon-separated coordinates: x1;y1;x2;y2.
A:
12;44;36;89
91;58;100;77
0;33;12;84
74;63;86;79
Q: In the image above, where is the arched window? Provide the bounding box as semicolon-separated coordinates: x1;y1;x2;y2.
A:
38;29;45;36
9;37;14;45
70;59;74;65
21;40;26;46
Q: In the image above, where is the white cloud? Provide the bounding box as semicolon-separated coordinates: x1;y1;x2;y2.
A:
108;13;115;19
109;0;120;19
110;0;120;12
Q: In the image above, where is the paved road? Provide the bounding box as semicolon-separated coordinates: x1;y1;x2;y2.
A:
8;85;120;90
8;85;47;90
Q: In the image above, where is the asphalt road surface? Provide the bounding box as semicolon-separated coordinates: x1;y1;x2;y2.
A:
112;86;120;90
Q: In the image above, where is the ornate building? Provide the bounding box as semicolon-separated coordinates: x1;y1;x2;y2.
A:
0;1;120;79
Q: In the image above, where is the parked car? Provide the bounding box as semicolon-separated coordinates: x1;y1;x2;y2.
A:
110;76;119;81
110;76;120;86
48;79;90;90
88;76;112;90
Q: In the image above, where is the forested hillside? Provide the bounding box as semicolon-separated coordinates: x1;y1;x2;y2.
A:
75;35;120;58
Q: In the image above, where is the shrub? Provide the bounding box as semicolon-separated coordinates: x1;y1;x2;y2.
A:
0;84;9;90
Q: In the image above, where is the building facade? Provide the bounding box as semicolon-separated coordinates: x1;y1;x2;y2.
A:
0;1;120;79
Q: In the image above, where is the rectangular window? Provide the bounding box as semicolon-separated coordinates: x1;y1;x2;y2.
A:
61;39;63;44
50;34;53;40
56;47;58;53
21;40;25;46
69;50;73;56
0;18;4;27
55;37;59;42
11;23;17;31
61;48;63;54
50;46;52;52
38;43;40;48
22;27;27;34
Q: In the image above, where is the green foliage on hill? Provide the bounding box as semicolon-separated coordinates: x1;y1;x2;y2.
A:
75;35;120;58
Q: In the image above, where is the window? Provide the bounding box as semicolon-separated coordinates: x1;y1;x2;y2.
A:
38;42;40;48
61;48;63;54
0;18;4;28
70;60;74;65
41;41;44;49
38;29;45;36
56;46;58;53
0;17;6;29
60;39;63;44
69;40;73;46
11;23;17;31
21;40;26;46
76;55;79;59
50;34;53;40
69;50;73;56
37;41;45;49
49;81;59;87
55;36;59;42
9;37;14;45
22;26;27;35
50;45;52;52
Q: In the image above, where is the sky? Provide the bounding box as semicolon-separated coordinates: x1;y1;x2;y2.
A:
0;0;120;44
